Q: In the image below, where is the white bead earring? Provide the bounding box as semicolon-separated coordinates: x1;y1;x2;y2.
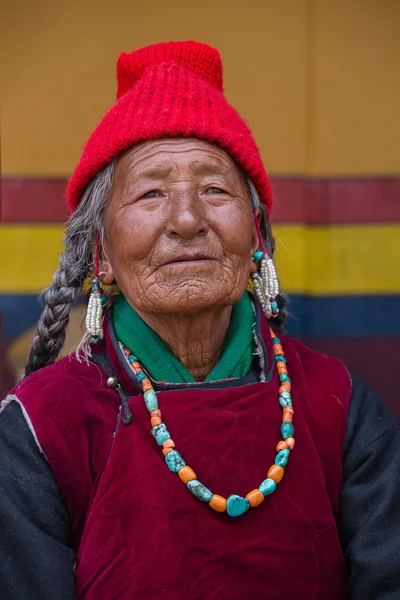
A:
85;248;106;343
251;214;280;320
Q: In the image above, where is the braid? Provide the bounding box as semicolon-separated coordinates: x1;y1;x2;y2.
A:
25;253;82;375
25;160;116;376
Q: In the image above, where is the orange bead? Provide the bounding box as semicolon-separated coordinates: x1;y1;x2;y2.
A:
246;489;265;507
150;409;161;419
209;494;227;512
267;464;284;483
132;361;141;370
142;380;153;392
162;439;175;449
123;348;131;357
286;437;295;449
162;447;173;456
282;409;293;423
178;466;197;484
276;440;290;452
273;344;283;356
279;383;291;394
151;416;162;427
277;365;287;375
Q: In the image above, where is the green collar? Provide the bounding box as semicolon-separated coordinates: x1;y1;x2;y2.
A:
112;292;255;383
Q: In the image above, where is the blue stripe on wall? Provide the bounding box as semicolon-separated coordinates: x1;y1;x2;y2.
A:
1;293;400;340
285;295;400;337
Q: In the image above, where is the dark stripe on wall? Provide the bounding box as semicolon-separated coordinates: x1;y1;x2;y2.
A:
1;293;400;340
2;178;400;224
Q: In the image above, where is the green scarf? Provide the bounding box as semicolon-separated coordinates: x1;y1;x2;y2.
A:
112;292;255;383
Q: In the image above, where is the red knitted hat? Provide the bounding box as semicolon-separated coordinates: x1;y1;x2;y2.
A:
67;41;273;212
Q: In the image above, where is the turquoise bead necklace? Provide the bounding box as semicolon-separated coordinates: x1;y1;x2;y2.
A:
121;328;294;517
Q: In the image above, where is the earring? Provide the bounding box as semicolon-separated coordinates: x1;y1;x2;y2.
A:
251;214;280;319
85;250;106;343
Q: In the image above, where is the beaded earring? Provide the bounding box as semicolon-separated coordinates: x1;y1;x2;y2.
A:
251;214;280;319
85;246;106;343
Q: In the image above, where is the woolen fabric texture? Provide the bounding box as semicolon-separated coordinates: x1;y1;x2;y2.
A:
67;41;273;212
9;311;351;599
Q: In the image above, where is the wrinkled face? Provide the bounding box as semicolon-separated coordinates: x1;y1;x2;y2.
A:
101;137;258;315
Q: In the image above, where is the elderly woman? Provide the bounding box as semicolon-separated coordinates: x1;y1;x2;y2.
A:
0;42;399;600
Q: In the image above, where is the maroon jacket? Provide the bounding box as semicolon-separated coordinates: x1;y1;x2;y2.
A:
9;314;351;599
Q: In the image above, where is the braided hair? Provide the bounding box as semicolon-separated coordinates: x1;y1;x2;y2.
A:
25;166;287;375
25;161;116;376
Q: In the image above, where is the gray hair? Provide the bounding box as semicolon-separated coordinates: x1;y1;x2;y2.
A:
25;164;286;375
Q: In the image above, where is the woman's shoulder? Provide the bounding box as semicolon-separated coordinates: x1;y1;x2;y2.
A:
280;334;351;388
5;352;112;411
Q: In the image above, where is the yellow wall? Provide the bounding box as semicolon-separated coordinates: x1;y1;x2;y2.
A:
1;0;399;177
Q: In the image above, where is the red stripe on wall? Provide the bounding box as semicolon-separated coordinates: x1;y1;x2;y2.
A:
272;178;400;223
1;177;400;224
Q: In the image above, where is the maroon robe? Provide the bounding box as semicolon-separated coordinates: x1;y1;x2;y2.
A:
12;314;351;599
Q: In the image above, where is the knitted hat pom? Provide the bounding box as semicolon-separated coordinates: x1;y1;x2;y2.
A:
67;41;273;213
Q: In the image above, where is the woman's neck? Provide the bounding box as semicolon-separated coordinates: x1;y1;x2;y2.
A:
134;306;232;381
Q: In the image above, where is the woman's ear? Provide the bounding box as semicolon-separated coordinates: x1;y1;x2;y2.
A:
249;214;260;274
97;243;116;286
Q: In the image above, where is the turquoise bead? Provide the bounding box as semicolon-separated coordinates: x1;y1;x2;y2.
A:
100;294;106;305
128;354;137;363
271;301;278;312
137;371;147;381
279;373;290;383
152;423;170;445
165;450;186;473
281;422;294;439
279;393;292;408
226;494;250;517
91;336;100;344
272;337;281;345
253;250;264;261
275;356;286;363
143;389;158;412
187;480;213;503
275;449;290;467
259;478;277;496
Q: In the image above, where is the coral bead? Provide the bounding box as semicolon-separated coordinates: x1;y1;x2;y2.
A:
150;409;161;419
151;416;162;427
267;464;284;483
273;344;284;356
279;383;291;393
277;365;287;375
132;361;141;369
142;380;153;392
276;440;290;452
162;439;175;449
209;495;227;512
162;447;173;456
286;437;295;449
246;489;265;507
178;466;197;484
282;409;293;423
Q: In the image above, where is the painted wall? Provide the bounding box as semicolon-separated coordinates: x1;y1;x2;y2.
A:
1;0;400;412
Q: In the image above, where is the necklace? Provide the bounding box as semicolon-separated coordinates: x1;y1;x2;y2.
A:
122;327;294;517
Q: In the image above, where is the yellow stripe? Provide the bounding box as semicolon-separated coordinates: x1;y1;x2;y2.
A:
1;225;64;292
1;224;400;294
275;224;400;294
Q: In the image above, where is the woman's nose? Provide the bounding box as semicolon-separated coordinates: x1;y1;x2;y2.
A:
166;188;209;240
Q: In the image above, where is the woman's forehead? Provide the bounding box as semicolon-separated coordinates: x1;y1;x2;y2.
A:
116;137;240;180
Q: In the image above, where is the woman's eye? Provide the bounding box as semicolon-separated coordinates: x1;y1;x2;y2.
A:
207;187;226;194
140;190;159;199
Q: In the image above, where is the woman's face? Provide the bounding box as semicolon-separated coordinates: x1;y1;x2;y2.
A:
102;137;258;315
